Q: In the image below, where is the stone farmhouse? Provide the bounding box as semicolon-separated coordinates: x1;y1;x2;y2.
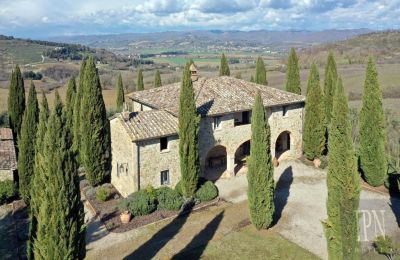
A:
0;128;17;181
110;66;305;197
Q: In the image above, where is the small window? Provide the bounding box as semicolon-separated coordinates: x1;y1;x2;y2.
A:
160;137;169;151
283;106;288;117
213;116;222;130
160;170;170;185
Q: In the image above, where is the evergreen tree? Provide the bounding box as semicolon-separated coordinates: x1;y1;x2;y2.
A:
250;75;255;83
285;48;301;94
324;52;338;126
154;70;162;88
18;82;39;203
27;92;49;260
255;57;268;85
72;60;86;158
323;78;360;259
33;105;85;259
247;92;275;229
116;73;125;112
7;65;25;139
137;69;144;91
359;58;387;186
178;62;200;199
80;57;110;186
219;53;230;76
65;77;76;146
303;63;325;160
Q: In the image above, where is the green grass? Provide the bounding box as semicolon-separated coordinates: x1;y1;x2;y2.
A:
178;226;318;260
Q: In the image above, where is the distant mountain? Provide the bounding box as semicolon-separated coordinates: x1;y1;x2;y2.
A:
49;29;372;52
299;30;400;65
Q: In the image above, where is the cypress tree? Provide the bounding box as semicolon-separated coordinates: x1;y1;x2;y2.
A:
247;92;274;229
359;58;386;186
154;70;162;88
285;48;301;94
219;53;230;76
33;105;85;259
178;62;200;199
18;81;39;203
27;92;49;260
255;57;268;85
72;60;86;158
80;57;110;186
324;52;338;126
137;69;144;91
65;77;76;146
323;78;360;259
7;65;25;140
116;73;125;112
303;63;325;160
250;75;255;83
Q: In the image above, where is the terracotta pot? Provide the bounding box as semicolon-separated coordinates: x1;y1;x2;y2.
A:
120;211;131;224
272;157;279;167
313;158;321;168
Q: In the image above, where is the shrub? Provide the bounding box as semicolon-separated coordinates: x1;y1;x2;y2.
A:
125;190;156;216
195;181;218;202
156;187;183;211
374;235;399;259
96;187;111;202
175;181;183;196
320;155;329;169
0;180;16;205
145;185;157;200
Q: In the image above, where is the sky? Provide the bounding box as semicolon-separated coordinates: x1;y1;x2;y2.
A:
0;0;399;39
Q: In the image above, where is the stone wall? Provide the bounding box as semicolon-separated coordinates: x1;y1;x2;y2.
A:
0;170;14;182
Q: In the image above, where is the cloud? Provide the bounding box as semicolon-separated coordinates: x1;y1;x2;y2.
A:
0;0;399;38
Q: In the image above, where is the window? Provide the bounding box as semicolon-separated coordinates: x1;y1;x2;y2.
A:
283;106;288;117
160;137;169;151
213;116;222;130
160;170;170;185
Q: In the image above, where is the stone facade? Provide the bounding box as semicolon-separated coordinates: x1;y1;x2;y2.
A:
0;170;14;181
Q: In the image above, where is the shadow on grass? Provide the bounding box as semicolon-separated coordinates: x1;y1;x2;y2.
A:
123;202;194;260
273;166;293;226
171;211;224;259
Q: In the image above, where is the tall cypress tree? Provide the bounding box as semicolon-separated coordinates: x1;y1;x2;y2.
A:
178;62;200;199
285;48;301;94
33;104;85;259
27;92;49;260
154;70;162;88
303;63;325;160
359;57;386;186
72;60;86;158
116;73;125;112
255;57;268;85
219;53;230;76
324;52;338;127
80;57;110;186
8;65;26;140
247;92;274;229
137;69;144;91
323;78;360;259
18;81;39;203
65;77;76;147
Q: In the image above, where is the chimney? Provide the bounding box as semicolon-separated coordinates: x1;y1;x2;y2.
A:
189;63;198;81
121;102;130;121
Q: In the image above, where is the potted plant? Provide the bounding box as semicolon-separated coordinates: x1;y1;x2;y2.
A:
118;199;131;224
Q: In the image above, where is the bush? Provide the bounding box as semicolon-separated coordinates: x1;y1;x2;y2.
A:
175;181;183;196
374;235;399;259
195;181;218;202
96;187;111;202
145;185;157;200
0;180;16;205
156;187;183;211
320;155;329;169
125;190;156;216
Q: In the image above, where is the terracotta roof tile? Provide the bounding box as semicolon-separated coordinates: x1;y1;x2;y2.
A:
0;128;17;170
128;76;305;116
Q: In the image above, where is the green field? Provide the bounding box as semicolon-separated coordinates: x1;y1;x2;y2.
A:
0;39;50;65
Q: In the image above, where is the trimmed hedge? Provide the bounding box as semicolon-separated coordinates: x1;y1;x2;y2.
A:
124;190;156;216
156;187;183;211
0;180;16;205
195;181;218;202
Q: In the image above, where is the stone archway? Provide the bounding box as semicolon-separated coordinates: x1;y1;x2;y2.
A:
204;145;227;181
275;131;291;160
234;140;251;175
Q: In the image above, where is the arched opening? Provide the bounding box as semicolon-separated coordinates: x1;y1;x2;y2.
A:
204;145;227;181
234;140;251;174
275;131;291;160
